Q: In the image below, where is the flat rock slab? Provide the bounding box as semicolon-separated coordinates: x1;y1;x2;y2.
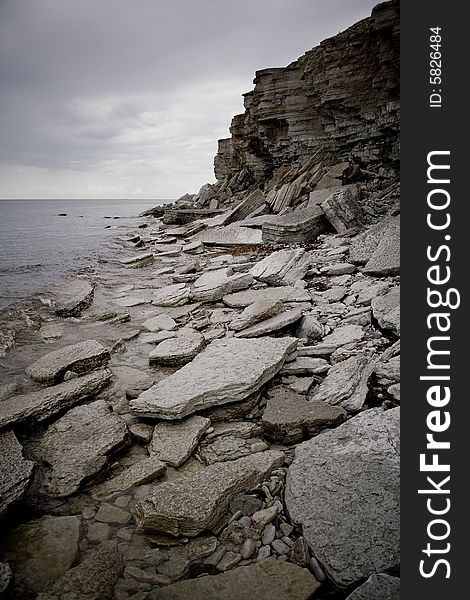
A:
37;544;123;600
280;356;330;376
130;337;297;420
262;207;327;244
262;386;346;444
349;216;399;267
363;217;400;276
134;450;284;536
150;557;319;600
0;430;35;515
229;300;284;331
345;573;400;600
149;329;205;366
285;408;400;591
0;368;112;429
152;283;190;307
196;225;263;246
299;324;365;356
150;415;211;467
234;308;302;338
320;186;363;233
310;354;374;412
92;457;166;500
250;249;306;285
199;433;266;465
26;340;110;384
54;280;94;317
0;515;80;594
28;399;129;497
120;252;154;268
223;286;311;308
142;314;177;332
372;287;400;336
191;269;254;302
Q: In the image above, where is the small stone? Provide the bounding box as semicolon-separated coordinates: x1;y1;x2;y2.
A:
240;539;256;560
239;516;252;528
309;556;327;582
261;524;276;546
251;505;278;530
217;551;242;572
87;522;113;544
115;496;131;508
142;314;177;332
290;537;310;567
129;422;154;444
117;528;133;541
230;494;263;517
256;546;271;562
280;523;294;537
271;539;290;555
63;370;78;380
204;546;227;567
95;502;130;524
92;457;166;500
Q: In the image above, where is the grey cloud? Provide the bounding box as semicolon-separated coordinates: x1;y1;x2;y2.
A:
0;0;378;198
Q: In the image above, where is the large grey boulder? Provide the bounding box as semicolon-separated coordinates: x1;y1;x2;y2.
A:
223;286;310;308
349;216;399;274
130;337;297;420
149;558;320;600
249;248;308;285
345;573;400;599
0;369;112;429
372;286;400;336
27;400;129;497
134;450;285;536
26;340;110;384
36;543;123;600
285;408;400;591
262;387;346;444
320;186;363;233
1;515;80;595
54;280;94;317
0;430;35;515
191;269;254;302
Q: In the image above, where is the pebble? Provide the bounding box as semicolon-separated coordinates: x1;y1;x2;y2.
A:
280;522;294;537
309;556;327;582
250;441;269;453
82;507;96;520
251;505;278;530
281;536;293;547
256;545;271;562
204;546;226;566
240;538;256;559
238;516;252;528
117;528;133;541
134;484;152;500
115;495;131;508
229;509;243;523
87;522;113;544
95;502;130;524
261;524;276;546
217;551;242;572
271;539;290;555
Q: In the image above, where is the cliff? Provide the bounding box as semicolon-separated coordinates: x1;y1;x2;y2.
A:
214;0;399;197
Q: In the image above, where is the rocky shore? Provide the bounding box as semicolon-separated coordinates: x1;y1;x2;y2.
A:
0;2;400;599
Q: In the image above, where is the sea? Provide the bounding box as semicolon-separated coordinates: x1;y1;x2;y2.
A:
0;199;170;311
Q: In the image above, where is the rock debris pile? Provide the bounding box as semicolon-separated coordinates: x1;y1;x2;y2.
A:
0;2;399;599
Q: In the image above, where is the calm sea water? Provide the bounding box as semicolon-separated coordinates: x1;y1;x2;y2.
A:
0;199;170;309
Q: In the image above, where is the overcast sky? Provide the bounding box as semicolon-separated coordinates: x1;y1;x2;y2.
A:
0;0;378;200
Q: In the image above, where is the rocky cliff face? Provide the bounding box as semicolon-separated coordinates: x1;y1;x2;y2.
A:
212;0;399;199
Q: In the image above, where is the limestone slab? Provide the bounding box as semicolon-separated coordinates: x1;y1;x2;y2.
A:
150;415;211;467
0;430;35;515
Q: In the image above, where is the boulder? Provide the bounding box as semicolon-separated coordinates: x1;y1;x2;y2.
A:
152;283;190;307
223;286;310;308
0;369;112;429
0;515;80;594
285;408;400;591
349;216;399;271
191;269;254;302
26;340;110;384
36;543;123;600
27;400;129;497
54;280;94;317
320;186;363;233
296;315;324;339
221;189;267;226
310;354;374;412
363;218;400;276
262;207;327;244
149;329;205;366
134;450;284;536
92;457;167;500
249;249;309;285
149;558;319;600
150;415;211;467
229;300;284;331
262;387;346;444
0;430;35;515
130;337;297;420
345;573;400;599
372;286;400;336
234;309;303;338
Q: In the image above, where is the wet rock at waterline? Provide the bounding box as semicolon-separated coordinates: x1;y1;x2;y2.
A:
0;430;35;515
53;279;95;317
